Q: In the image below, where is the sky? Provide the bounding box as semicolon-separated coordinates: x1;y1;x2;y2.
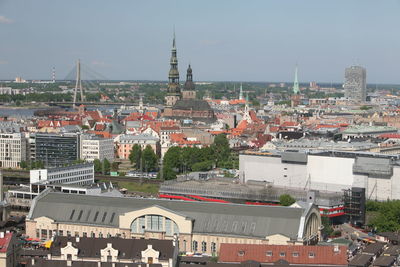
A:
0;0;400;83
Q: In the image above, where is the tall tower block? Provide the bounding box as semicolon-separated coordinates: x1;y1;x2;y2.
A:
293;65;300;95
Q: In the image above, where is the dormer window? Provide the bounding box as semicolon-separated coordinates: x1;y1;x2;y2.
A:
238;250;245;256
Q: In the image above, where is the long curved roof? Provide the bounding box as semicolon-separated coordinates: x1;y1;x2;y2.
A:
28;191;312;240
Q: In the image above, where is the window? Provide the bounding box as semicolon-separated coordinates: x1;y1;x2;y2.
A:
99;232;103;238
59;230;64;236
292;252;299;257
91;232;95;238
102;212;107;223
280;252;286;257
148;215;163;231
202;241;207;253
77;210;83;221
69;210;76;220
309;252;315;258
192;241;198;252
75;232;79;237
93;211;99;222
266;251;273;257
165;218;172;236
238;250;245;256
67;231;71;237
211;242;217;253
110;213;116;223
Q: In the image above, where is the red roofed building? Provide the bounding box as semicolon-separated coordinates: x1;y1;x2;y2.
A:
37;120;81;129
170;133;201;147
219;243;347;266
0;232;20;267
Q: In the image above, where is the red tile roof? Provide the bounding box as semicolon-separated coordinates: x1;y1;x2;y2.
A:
0;232;13;253
281;121;299;127
219;244;348;265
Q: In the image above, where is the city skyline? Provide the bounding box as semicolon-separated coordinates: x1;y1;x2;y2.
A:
1;0;400;83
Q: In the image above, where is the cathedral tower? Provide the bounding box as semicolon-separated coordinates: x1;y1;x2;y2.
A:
182;64;196;99
165;33;181;107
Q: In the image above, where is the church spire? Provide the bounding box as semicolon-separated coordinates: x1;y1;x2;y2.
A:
293;65;300;94
239;83;244;100
168;31;180;94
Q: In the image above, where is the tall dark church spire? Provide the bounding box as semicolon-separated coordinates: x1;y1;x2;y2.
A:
168;32;180;94
184;64;195;91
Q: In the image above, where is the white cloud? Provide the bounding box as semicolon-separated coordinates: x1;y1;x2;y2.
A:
0;16;13;24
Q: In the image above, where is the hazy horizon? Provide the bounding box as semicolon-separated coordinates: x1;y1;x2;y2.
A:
1;0;399;83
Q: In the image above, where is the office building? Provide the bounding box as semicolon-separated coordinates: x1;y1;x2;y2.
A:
31;133;80;167
30;163;94;186
0;132;27;168
343;65;367;102
80;134;114;162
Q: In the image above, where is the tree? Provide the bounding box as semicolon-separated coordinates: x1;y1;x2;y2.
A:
191;160;213;172
279;194;296;206
20;160;28;169
162;166;177;180
212;134;230;167
102;158;111;175
163;146;182;170
142;145;158;172
111;161;119;172
93;159;102;173
129;144;142;169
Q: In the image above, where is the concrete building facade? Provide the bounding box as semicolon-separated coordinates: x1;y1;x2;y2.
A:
343;65;366;102
30;163;94;186
239;151;400;201
0;132;27;168
80;134;114;162
26;191;321;255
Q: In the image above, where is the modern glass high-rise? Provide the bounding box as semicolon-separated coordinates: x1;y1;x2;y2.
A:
343;65;366;102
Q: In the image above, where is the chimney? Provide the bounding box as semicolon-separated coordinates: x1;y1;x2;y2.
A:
0;232;4;238
76;237;80;243
31;258;35;266
67;260;72;266
97;262;101;267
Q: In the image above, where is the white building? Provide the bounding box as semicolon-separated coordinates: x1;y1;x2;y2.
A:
80;135;114;162
0;131;27;168
239;150;400;201
30;163;94;186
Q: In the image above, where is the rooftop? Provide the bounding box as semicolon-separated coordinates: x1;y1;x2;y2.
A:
28;191;310;239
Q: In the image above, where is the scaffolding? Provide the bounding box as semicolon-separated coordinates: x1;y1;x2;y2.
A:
343;187;366;226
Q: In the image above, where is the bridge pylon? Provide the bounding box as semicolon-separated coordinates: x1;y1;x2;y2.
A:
73;59;85;109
